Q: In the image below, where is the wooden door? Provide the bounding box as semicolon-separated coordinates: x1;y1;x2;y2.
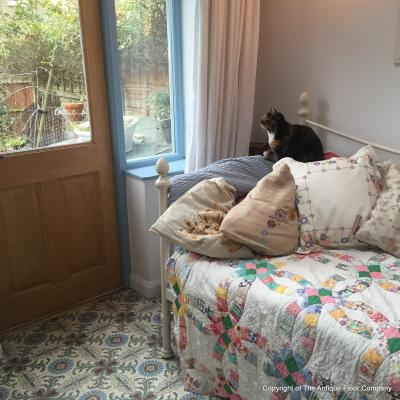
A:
0;0;121;331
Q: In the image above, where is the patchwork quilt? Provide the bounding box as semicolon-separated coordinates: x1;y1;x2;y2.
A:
166;248;400;399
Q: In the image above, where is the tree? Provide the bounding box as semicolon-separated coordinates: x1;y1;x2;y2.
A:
0;0;169;86
116;0;169;69
0;0;83;87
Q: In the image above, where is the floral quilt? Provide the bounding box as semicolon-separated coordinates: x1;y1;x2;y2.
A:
166;248;400;399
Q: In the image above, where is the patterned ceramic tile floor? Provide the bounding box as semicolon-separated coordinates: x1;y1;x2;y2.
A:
0;290;217;400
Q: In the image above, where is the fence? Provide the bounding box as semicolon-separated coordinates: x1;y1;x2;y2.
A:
120;63;169;117
1;80;75;149
53;76;85;104
121;84;157;116
1;65;168;151
1;74;84;104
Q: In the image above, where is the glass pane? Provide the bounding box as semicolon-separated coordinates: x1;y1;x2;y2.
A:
0;0;90;154
115;0;172;161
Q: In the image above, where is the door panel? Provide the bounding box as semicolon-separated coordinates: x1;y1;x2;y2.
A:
0;0;121;331
0;183;50;291
61;172;105;275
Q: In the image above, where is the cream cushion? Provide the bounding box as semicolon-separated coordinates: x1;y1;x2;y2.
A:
356;161;400;257
274;146;380;252
220;164;299;255
150;178;253;258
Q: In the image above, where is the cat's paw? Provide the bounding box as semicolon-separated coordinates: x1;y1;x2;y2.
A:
263;149;277;162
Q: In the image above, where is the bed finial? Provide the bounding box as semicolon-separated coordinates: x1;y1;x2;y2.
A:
298;91;310;125
155;158;173;359
156;157;169;176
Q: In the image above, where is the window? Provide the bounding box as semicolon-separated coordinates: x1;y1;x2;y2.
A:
109;0;184;168
0;0;91;154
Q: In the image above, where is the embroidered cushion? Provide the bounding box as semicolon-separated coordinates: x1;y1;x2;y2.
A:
150;178;253;258
220;164;299;255
274;146;380;252
356;161;400;257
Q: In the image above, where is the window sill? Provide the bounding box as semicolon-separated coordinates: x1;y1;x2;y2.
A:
125;158;185;181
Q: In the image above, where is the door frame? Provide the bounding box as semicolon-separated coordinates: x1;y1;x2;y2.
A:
99;0;185;287
99;0;131;287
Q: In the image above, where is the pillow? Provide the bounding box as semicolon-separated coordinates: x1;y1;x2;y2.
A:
274;146;380;252
356;161;400;257
220;164;299;256
150;178;254;258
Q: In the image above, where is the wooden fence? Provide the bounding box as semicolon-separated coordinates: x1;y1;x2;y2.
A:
120;63;169;116
0;65;168;148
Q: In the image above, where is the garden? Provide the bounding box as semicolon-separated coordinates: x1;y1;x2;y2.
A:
0;0;171;157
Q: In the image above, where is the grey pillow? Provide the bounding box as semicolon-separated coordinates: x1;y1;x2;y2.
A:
168;156;273;205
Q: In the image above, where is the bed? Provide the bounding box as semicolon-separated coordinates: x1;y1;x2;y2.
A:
153;91;400;399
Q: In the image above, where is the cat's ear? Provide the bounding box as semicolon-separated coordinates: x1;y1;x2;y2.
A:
271;107;277;113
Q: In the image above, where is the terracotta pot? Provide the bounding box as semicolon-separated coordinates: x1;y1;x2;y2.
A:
64;102;84;122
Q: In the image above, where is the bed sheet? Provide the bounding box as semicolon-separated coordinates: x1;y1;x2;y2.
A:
167;248;400;399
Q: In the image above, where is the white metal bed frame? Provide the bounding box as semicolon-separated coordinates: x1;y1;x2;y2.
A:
154;90;400;359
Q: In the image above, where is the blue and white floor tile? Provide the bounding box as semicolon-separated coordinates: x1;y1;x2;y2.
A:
0;290;217;400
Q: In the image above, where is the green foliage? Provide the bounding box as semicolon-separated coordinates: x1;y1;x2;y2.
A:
0;0;82;85
116;0;168;68
0;0;169;151
0;134;27;151
0;95;14;133
0;0;169;82
147;87;170;120
0;95;27;152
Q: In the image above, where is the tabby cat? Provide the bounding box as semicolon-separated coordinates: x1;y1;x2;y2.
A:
260;107;324;162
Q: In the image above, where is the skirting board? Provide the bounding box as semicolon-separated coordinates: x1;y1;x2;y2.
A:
129;273;161;298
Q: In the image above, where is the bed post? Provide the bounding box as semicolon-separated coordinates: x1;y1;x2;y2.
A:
298;91;310;125
155;158;173;359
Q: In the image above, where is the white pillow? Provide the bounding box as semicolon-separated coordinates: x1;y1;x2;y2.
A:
274;146;380;252
150;178;254;258
356;160;400;257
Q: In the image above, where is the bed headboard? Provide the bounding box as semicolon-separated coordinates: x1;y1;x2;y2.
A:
298;91;400;156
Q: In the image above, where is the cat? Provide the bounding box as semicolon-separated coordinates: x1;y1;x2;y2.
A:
259;107;324;163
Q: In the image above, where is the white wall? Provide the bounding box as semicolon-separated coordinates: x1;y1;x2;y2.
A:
252;0;400;158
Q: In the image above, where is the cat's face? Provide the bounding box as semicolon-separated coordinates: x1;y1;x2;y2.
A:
259;107;284;134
